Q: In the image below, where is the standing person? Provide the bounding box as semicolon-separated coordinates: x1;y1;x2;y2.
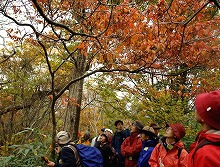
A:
121;121;143;167
112;120;130;167
104;128;113;146
137;126;157;167
91;128;105;147
187;90;220;167
150;123;162;145
149;123;188;167
46;131;80;167
97;133;113;167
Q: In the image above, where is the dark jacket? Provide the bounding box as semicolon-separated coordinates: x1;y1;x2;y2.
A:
97;142;112;167
112;129;130;154
55;145;77;167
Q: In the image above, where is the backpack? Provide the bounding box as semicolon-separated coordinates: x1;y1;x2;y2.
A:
192;139;220;160
109;147;120;167
67;144;103;167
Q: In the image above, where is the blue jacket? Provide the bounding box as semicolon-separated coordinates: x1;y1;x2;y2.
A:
112;129;130;154
137;139;157;167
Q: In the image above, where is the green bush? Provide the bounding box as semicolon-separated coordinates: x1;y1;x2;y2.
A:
0;128;53;167
0;141;51;167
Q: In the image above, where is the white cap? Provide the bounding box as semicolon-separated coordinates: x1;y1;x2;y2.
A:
104;128;113;134
56;131;72;144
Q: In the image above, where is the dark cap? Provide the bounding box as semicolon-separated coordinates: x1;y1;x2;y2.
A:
132;121;144;130
141;126;156;137
115;120;123;126
150;123;161;129
101;128;105;132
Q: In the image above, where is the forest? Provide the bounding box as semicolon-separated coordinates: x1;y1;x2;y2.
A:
0;0;219;166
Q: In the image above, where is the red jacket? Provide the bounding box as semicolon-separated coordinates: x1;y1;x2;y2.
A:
149;139;188;167
189;130;207;152
187;130;220;167
121;132;142;167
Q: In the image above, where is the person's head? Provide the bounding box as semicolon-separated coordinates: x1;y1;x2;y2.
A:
115;120;124;131
100;128;105;135
131;121;144;133
55;131;72;146
100;133;110;144
165;123;185;141
82;131;91;141
140;126;156;141
195;90;220;130
104;128;113;136
150;123;161;136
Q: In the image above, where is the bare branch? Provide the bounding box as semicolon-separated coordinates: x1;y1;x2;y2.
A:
177;1;210;57
0;48;16;64
31;0;98;39
184;1;210;26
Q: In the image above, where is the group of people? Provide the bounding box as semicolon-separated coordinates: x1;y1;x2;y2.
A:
46;90;220;167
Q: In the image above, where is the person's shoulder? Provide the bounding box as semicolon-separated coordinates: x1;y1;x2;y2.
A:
122;129;130;133
93;136;98;139
193;143;220;159
92;136;98;141
154;142;162;150
122;136;130;142
181;148;189;156
62;145;76;154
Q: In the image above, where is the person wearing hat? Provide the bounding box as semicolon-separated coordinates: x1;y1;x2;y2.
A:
137;126;158;167
187;90;220;167
103;128;113;146
150;123;161;137
150;123;162;145
121;121;144;167
46;131;80;167
91;128;105;147
112;120;130;167
149;123;188;167
97;133;113;167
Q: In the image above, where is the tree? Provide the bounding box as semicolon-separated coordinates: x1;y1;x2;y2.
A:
0;0;219;158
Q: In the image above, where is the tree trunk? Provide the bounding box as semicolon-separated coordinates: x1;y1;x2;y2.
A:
64;54;86;140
